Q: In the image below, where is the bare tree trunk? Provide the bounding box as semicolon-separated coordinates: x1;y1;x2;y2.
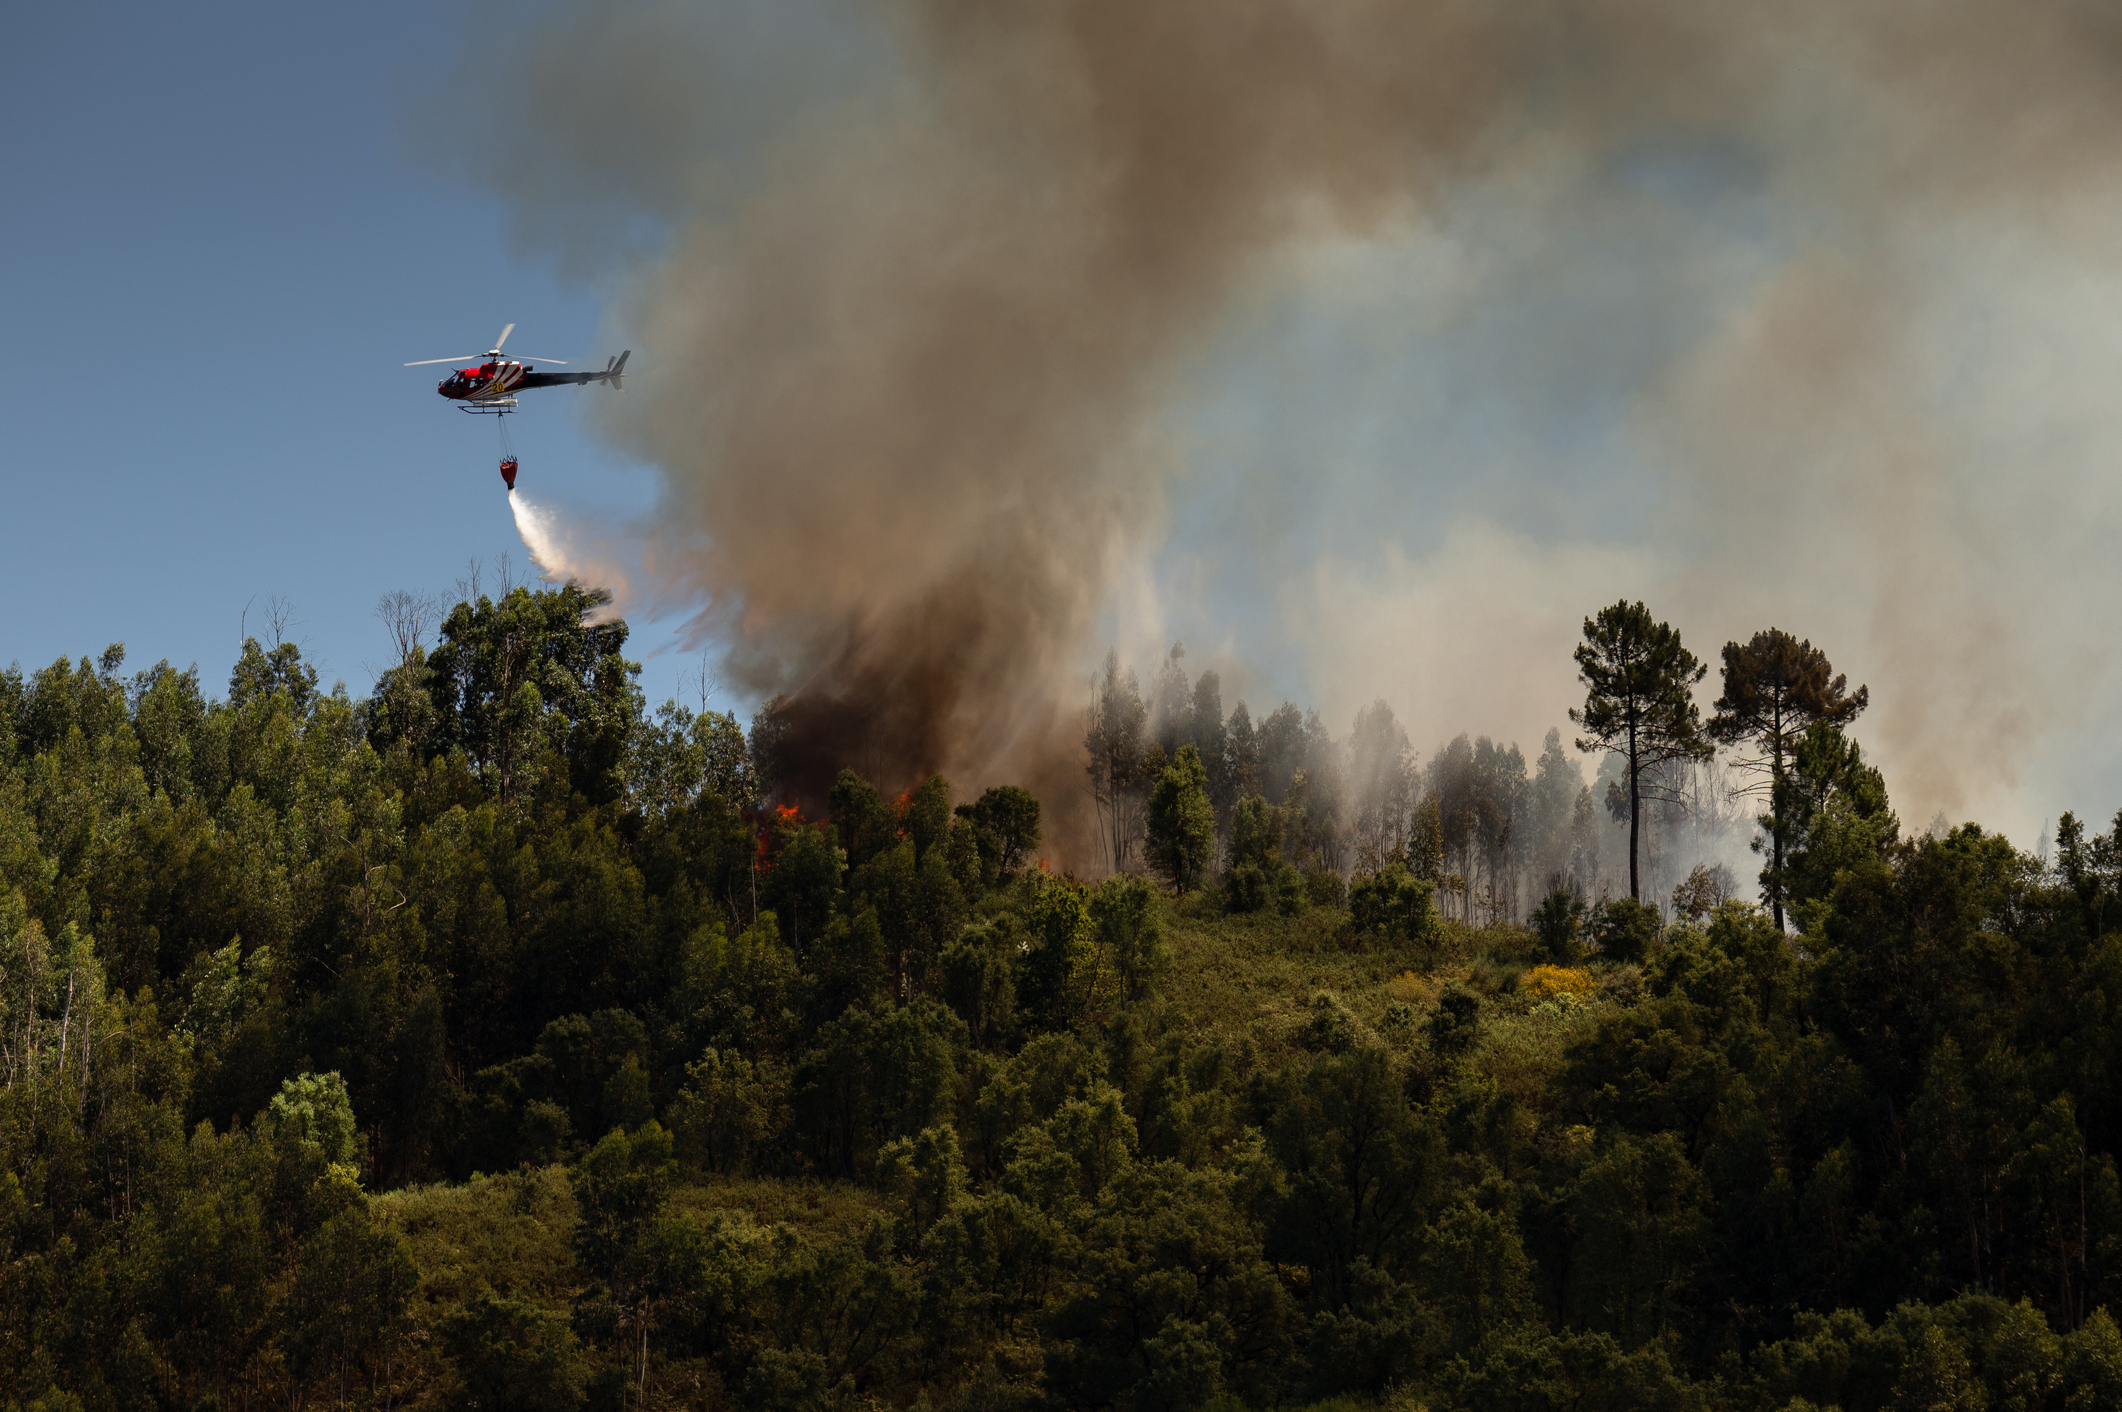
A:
1627;715;1642;902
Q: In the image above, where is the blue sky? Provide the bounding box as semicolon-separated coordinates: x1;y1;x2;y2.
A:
1;4;688;704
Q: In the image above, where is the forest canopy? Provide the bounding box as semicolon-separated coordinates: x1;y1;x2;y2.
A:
2;587;2119;1412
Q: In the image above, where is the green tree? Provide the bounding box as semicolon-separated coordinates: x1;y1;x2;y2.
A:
1781;721;1898;929
808;908;888;1018
1224;794;1291;913
1567;1132;1709;1348
1420;1204;1534;1349
1091;875;1168;1002
571;1123;680;1405
1531;888;1587;964
424;584;640;803
442;1292;588;1411
1707;628;1868;931
133;658;209;800
794;999;965;1177
1594;896;1662;964
940;920;1019;1050
1443;1328;1708;1412
1041;1161;1292;1410
1527;727;1585;891
1145;744;1215;891
1228;795;1283;874
1018;878;1097;1028
1264;1046;1446;1302
956;784;1042;879
876;1123;969;1241
266;1071;359;1167
1570;601;1712;901
669;1046;786;1176
848;835;966;998
828;768;895;870
1190;672;1235;818
285;1205;418;1407
1427;985;1481;1057
1223;702;1259;800
900;774;953;864
1407;792;1445;883
228;634;320;717
760;814;843;956
1347;861;1439;948
624;699;751;817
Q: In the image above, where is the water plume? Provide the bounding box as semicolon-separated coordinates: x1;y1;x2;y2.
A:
510;490;632;625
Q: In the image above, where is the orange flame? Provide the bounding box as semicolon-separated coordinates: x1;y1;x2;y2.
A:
755;802;820;871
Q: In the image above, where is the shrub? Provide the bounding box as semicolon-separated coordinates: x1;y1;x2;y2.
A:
1523;965;1595;1002
1593;897;1662;964
1530;889;1588;964
1304;866;1348;909
1428;985;1482;1057
1275;865;1310;916
1349;862;1441;948
1384;970;1435;1005
1305;992;1361;1054
1225;861;1270;914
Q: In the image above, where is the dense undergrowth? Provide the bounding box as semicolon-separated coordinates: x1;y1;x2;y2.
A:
6;588;2122;1411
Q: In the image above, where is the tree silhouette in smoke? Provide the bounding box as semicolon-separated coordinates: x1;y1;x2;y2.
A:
1710;628;1869;931
1570;600;1712;903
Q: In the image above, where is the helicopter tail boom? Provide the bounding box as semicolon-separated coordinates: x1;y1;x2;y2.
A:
512;352;633;394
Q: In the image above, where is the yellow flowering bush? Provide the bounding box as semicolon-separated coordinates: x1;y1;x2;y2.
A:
1385;970;1436;1005
1523;964;1595;1000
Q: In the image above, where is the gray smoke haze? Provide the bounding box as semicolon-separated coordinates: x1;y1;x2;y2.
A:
428;0;2122;842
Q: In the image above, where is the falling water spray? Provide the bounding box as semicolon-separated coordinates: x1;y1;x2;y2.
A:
509;490;632;625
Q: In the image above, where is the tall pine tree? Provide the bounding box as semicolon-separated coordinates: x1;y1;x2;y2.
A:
1570;601;1711;903
1707;628;1868;931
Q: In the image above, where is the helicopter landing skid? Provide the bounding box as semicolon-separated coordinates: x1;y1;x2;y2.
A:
457;398;519;415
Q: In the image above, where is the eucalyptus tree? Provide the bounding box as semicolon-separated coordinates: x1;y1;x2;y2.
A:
1084;651;1148;874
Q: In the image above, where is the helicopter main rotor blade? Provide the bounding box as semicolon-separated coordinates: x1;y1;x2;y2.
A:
493;322;515;351
518;357;569;364
404;356;477;366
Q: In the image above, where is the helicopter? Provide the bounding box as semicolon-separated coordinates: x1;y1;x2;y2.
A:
405;324;630;489
405;323;630;410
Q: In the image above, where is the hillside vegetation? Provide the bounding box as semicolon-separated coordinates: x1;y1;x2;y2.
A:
4;587;2122;1411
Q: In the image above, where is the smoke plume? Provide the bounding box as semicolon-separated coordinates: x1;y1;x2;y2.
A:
430;0;2122;835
